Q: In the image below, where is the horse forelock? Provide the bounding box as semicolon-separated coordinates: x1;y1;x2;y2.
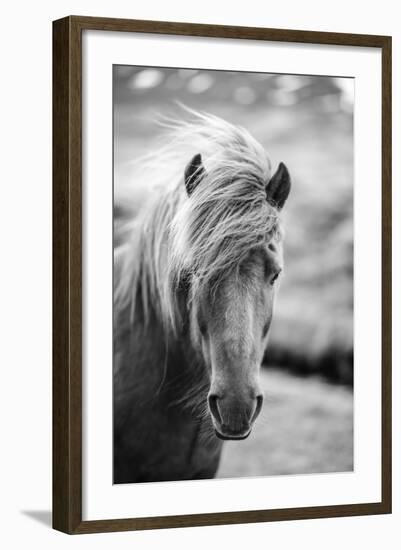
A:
114;108;282;339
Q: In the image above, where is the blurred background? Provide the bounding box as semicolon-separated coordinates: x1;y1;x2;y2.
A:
114;66;354;477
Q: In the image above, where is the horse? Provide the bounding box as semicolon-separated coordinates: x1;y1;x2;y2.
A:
113;109;291;483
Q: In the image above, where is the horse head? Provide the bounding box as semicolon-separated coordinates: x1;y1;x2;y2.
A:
178;153;291;440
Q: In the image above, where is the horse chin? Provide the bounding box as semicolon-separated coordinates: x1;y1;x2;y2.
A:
214;429;251;441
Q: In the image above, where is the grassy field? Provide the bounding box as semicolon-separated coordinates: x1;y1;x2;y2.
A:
217;368;353;477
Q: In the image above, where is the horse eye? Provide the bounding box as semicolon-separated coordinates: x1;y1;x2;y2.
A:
270;271;280;286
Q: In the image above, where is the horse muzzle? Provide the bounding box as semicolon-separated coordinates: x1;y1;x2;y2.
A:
208;392;264;441
214;428;251;441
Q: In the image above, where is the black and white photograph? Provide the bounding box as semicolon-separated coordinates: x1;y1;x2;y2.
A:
113;66;354;484
1;1;394;542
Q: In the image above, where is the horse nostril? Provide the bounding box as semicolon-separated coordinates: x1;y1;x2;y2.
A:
252;394;264;422
208;393;223;424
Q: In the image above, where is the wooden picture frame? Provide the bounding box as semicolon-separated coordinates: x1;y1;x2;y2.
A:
53;15;392;534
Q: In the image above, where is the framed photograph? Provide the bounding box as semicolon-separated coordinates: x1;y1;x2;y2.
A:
53;16;392;534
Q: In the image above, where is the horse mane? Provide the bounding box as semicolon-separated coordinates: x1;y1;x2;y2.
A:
114;107;282;338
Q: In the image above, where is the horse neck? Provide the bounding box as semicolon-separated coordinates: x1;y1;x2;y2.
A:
121;191;209;405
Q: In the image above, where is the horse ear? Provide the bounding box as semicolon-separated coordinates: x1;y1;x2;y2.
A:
265;162;291;209
184;153;206;196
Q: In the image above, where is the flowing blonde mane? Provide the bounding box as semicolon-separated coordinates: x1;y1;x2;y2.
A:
115;108;282;335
